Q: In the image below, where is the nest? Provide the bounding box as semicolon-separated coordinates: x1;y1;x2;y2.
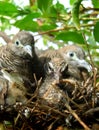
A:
0;69;99;130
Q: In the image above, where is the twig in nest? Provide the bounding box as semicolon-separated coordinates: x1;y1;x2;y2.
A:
29;101;69;118
51;83;91;129
82;33;97;108
53;79;91;129
33;73;38;86
59;78;78;86
92;68;98;107
15;113;21;125
48;118;60;130
84;107;99;116
21;123;33;130
82;76;93;95
64;102;91;130
26;77;42;104
53;79;81;109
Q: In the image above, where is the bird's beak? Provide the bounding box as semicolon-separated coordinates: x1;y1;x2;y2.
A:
77;59;92;72
24;45;32;57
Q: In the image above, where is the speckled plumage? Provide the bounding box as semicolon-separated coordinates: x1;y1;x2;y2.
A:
38;49;67;107
0;69;27;105
38;45;91;107
12;31;45;82
0;76;8;105
0;31;37;105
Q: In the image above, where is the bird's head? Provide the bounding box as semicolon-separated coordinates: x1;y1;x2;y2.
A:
59;45;92;73
12;31;35;57
44;57;68;81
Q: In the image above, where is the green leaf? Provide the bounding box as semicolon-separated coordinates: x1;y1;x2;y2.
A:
70;0;75;5
71;0;82;30
14;20;38;32
94;22;99;42
0;17;10;31
49;5;57;17
0;1;18;16
55;1;66;14
40;24;57;31
92;0;99;8
37;0;52;12
55;31;84;44
14;13;39;31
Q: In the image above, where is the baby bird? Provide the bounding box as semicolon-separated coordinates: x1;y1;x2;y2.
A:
38;49;67;107
38;45;92;107
0;31;45;94
0;31;33;73
1;68;27;105
42;49;67;79
12;31;45;85
59;45;92;80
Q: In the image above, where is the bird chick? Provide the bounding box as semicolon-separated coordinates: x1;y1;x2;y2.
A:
39;48;68;79
1;68;27;105
38;45;92;107
0;39;34;89
0;37;33;72
0;31;43;93
12;31;35;57
12;31;45;85
38;49;67;108
59;45;92;81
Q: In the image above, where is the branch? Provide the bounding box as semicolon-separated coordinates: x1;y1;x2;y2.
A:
34;23;95;36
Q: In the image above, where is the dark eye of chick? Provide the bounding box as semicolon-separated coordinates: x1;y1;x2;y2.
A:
69;52;74;57
15;40;20;46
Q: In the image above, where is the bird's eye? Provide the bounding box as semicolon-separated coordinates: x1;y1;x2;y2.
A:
15;40;20;46
69;52;74;57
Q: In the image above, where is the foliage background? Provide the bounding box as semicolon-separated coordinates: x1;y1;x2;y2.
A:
0;0;99;68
